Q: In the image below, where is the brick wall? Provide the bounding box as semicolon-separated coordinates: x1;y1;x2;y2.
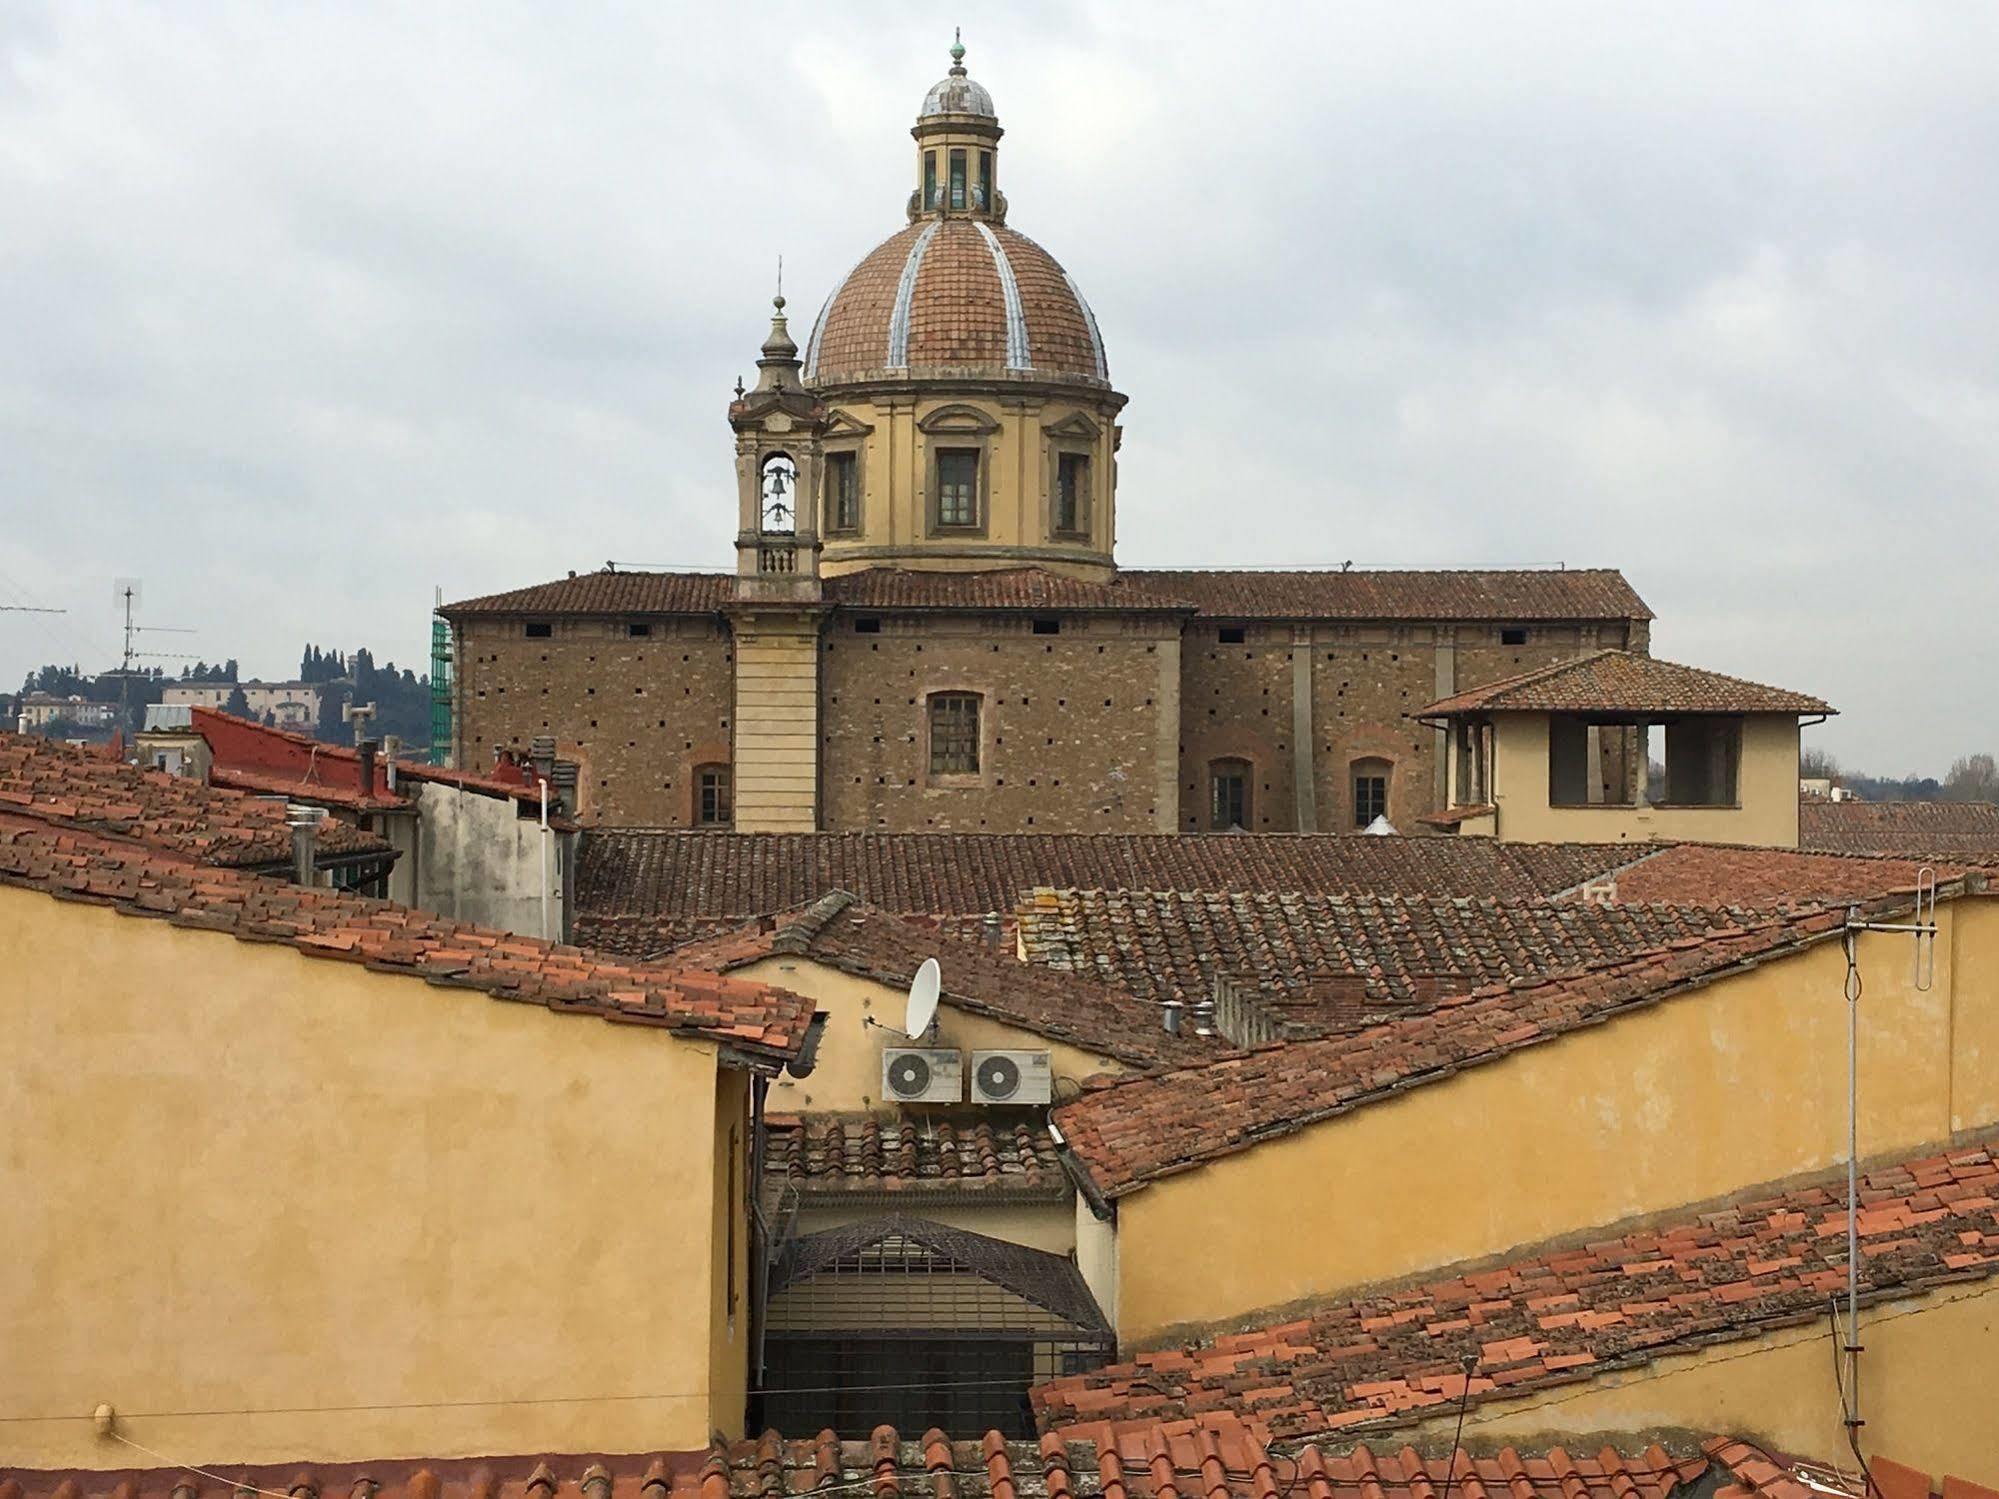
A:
454;615;734;826
820;612;1178;832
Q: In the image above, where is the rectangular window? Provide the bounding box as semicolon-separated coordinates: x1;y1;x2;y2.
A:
524;621;552;639
1500;627;1529;646
936;449;979;528
977;150;992;208
1353;772;1388;828
1055;453;1089;534
1218;626;1246;645
853;616;882;634
1209;762;1250;830
626;621;651;638
1031;617;1060;635
697;765;732;826
924;151;938;208
949;149;967;210
827;451;859;531
929;693;981;774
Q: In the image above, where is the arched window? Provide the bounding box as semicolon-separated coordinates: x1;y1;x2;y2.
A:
1209;758;1251;830
759;454;797;535
928;693;981;775
695;763;733;827
1351;757;1392;828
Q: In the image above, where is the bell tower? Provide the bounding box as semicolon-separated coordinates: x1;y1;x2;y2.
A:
726;294;831;831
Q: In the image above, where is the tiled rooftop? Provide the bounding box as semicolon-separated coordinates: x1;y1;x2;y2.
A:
576;833;1643;927
0;731;390;868
765;1112;1068;1201
663;892;1212;1069
1563;843;1977;908
441;567;1650;624
0;1423;1717;1499
807;220;1107;386
0;816;813;1065
1051;908;1850;1199
1016;889;1742;1019
1801;799;1999;858
1415;650;1830;718
1120;568;1652;622
1032;1135;1999;1441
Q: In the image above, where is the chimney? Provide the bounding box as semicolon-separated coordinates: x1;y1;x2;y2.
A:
381;735;401;792
1161;999;1184;1036
529;734;557;784
358;738;378;797
288;809;319;886
550;759;579;816
981;912;1004;948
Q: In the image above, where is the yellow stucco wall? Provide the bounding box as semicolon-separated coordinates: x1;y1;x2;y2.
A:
1395;1280;1999;1482
731;624;820;832
1115;900;1999;1344
0;888;738;1468
816;392;1120;579
1488;711;1802;847
740;954;1123;1114
793;1200;1074;1254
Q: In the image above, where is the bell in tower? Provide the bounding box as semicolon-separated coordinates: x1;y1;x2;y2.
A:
729;291;832;601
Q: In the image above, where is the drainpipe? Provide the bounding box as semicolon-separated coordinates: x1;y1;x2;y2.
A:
538;777;551;942
358;738;378;798
288;810;318;886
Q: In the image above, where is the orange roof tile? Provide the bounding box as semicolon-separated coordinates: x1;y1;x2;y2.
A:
0;731;390;868
1124;567;1652;621
1033;1135;1999;1441
0;816;812;1065
1801;800;1999;859
1415;650;1830;717
1051;908;1856;1199
1564;843;1979;908
765;1111;1068;1201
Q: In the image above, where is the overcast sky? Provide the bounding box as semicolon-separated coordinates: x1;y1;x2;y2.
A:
3;2;1995;773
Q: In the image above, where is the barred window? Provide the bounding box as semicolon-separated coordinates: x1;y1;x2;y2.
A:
929;693;981;775
936;449;979;528
696;764;732;827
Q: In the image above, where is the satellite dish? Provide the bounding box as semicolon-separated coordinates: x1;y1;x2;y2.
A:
906;957;941;1038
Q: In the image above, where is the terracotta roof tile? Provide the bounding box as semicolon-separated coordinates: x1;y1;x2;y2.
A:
1563;843;1980;908
0;1424;1712;1499
0;816;812;1064
0;731;390;868
1016;889;1744;1023
1415;651;1830;717
577;833;1644;927
827;567;1190;613
1033;1135;1999;1441
1801;800;1999;859
660;892;1212;1069
1122;568;1652;621
765;1111;1069;1200
1051;908;1855;1199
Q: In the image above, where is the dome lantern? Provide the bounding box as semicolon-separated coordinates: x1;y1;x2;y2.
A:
910;31;1004;224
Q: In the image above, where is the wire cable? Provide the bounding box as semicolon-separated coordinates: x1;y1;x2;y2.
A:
1827;1298;1883;1499
1434;1355;1478;1499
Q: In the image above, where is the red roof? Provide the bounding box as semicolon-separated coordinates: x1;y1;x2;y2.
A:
1032;1134;1999;1441
0;816;813;1065
1564;842;1978;908
441;566;1651;622
764;1112;1068;1201
1415;650;1831;718
190;706;564;819
0;731;389;868
664;891;1213;1068
1801;799;1999;858
0;1424;1714;1499
1052;908;1853;1199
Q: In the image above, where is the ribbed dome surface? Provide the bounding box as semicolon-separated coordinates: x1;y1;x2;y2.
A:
803;219;1108;387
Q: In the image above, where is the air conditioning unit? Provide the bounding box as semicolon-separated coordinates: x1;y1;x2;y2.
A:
970;1049;1052;1106
882;1047;962;1104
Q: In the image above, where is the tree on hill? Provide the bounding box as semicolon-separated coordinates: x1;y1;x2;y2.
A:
1944;752;1999;803
224;684;251;717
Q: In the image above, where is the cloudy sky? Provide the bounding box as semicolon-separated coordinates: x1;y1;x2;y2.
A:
3;2;1994;772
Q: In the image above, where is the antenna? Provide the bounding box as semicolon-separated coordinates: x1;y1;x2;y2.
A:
1833;877;1941;1452
905;957;941;1039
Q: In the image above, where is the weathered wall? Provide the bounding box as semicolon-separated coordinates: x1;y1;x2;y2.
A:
410;782;572;940
1395;1279;1999;1483
454;614;734;827
733;955;1125;1113
819;612;1179;832
1113;901;1999;1343
1176;622;1632;833
0;888;734;1467
1490;711;1803;847
732;618;822;833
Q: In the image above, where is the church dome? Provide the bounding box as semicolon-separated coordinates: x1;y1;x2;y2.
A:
802;218;1109;388
920;70;995;119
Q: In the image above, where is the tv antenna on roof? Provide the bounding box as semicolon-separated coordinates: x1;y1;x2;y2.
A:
905;957;941;1038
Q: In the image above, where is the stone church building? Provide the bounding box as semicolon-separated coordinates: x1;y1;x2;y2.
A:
442;42;1652;834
